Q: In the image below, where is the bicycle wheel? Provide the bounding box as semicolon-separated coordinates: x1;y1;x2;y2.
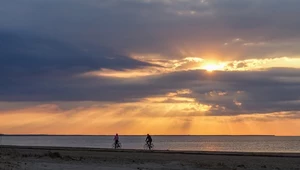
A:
117;142;122;149
149;143;154;150
143;144;149;150
112;143;116;149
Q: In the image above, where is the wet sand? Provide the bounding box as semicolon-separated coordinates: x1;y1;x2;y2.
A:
1;145;300;170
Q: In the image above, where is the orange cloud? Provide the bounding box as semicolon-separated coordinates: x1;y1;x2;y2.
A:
1;101;300;135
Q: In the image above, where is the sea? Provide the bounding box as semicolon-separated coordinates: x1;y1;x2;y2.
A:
0;135;300;153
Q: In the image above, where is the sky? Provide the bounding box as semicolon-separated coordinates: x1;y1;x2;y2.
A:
1;0;300;135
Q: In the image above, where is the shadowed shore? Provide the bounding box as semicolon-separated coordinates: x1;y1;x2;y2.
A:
1;145;300;170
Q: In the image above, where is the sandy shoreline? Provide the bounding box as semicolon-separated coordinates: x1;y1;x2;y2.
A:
1;145;300;170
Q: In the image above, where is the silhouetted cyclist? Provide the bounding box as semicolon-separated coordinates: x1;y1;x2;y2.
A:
145;134;152;146
114;133;120;148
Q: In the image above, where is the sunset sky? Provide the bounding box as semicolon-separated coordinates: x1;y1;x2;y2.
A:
1;0;300;135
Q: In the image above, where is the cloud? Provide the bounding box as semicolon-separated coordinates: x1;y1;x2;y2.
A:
0;32;152;77
1;0;300;59
1;101;300;135
121;67;300;116
1;63;300;118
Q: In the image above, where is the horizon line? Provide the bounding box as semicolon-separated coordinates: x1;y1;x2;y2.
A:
0;134;293;137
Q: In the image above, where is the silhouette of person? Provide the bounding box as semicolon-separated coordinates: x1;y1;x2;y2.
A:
114;133;119;147
145;134;152;145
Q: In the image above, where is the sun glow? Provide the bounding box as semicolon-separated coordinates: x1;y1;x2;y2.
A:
202;63;226;72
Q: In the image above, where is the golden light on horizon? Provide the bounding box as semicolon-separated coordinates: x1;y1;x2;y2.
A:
1;105;300;135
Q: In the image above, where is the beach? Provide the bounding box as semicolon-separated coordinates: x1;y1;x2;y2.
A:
1;146;300;170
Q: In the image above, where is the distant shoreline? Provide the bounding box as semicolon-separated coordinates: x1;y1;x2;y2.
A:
0;134;279;137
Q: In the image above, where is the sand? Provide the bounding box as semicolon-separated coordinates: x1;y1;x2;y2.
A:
1;145;300;170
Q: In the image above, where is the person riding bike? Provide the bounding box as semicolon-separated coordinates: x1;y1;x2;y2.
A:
145;134;152;146
114;133;120;148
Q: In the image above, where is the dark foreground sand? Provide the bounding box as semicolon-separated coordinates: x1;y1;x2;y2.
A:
1;146;300;170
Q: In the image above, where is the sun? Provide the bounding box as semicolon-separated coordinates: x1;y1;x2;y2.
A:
202;63;225;72
203;64;219;72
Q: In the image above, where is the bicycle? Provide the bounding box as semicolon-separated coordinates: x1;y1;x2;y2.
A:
144;142;154;150
112;142;122;149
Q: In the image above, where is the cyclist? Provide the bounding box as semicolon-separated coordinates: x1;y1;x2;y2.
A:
145;134;152;146
114;133;120;148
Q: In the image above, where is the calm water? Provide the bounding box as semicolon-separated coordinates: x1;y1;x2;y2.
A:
0;135;300;153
